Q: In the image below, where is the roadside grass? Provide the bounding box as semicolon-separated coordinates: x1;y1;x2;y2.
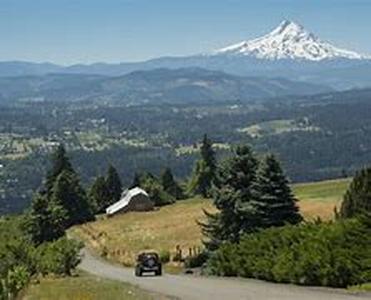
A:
21;271;170;300
72;178;351;267
349;283;371;292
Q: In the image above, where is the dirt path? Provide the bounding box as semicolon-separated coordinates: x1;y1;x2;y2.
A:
79;248;370;300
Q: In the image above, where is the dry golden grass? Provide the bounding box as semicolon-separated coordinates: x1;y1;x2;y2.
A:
71;197;215;266
293;178;351;220
72;179;351;266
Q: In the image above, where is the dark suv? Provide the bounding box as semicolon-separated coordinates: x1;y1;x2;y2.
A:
135;252;162;276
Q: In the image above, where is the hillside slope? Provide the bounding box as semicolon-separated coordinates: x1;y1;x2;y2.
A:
72;178;350;266
0;68;331;105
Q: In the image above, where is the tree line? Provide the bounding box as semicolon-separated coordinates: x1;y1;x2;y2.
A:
195;137;371;288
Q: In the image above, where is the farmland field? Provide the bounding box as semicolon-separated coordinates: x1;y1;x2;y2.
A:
72;178;351;267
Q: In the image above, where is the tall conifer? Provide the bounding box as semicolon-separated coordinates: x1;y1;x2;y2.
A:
106;165;122;205
341;168;371;218
189;134;216;197
252;155;302;228
200;145;258;249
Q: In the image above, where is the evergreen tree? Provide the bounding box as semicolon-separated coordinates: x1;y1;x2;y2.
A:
89;176;111;214
201;134;216;171
26;145;94;243
106;165;122;205
25;194;67;244
340;167;371;218
51;171;94;227
45;144;73;195
252;155;302;228
160;167;183;199
131;172;141;188
138;172;175;206
189;134;216;197
200;145;258;249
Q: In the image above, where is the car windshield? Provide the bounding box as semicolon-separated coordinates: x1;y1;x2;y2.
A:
138;253;158;260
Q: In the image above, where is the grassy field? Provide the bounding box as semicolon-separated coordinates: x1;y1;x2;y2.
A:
72;178;351;267
71;197;214;267
293;178;351;220
21;272;170;300
237;119;320;138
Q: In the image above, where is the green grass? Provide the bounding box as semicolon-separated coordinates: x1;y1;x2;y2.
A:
22;272;170;300
349;283;371;292
293;178;351;220
293;178;351;203
237;119;320;138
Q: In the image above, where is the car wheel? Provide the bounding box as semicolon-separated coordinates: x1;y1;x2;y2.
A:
135;268;142;277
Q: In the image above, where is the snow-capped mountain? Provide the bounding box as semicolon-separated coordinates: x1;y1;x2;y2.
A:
0;20;370;90
214;20;368;61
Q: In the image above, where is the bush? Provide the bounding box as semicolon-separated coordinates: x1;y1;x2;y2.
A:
206;217;371;287
135;172;175;207
172;252;183;262
6;266;30;298
185;251;209;269
37;238;83;276
159;250;171;264
0;278;7;300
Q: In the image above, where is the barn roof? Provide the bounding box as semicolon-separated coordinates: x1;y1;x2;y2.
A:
106;187;149;215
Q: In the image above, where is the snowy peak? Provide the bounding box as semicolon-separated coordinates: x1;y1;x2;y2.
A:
215;20;367;61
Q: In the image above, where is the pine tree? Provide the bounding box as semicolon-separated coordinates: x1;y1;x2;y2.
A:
252;155;302;228
189;134;216;197
200;145;258;249
25;194;67;244
131;172;141;188
201;134;216;171
45;144;74;195
160;167;183;199
137;172;175;206
340;168;371;218
106;165;122;205
51;170;94;227
89;176;111;214
26;145;94;243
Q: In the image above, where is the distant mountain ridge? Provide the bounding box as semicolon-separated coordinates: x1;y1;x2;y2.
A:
0;20;370;90
0;68;332;105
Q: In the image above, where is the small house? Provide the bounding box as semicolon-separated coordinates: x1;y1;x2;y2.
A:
106;187;153;216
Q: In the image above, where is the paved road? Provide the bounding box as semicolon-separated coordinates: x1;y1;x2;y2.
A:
79;249;370;300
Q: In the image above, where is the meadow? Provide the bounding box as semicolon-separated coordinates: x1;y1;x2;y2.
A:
72;178;351;267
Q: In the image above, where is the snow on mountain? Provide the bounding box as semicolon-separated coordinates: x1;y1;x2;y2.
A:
214;20;368;61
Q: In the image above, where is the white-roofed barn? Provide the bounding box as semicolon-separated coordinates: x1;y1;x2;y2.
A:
106;187;153;216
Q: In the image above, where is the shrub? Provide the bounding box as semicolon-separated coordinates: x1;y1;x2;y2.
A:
206;217;371;287
37;238;83;276
135;172;175;206
185;251;209;269
0;278;6;300
159;250;171;264
172;252;183;262
6;266;30;298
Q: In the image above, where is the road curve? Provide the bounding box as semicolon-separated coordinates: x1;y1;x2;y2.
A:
79;248;370;300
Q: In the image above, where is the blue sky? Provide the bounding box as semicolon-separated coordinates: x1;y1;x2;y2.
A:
1;0;371;65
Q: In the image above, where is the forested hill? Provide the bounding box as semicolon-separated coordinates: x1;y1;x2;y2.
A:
1;87;371;215
0;68;331;105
